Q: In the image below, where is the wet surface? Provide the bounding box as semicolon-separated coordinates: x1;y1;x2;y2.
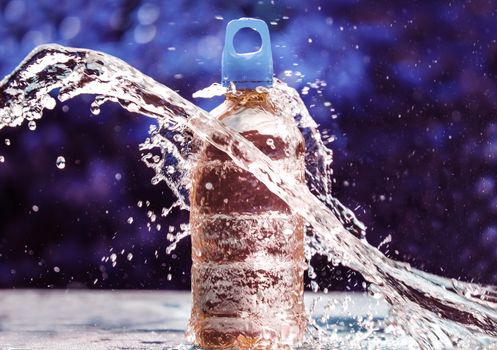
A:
0;290;189;349
0;290;417;349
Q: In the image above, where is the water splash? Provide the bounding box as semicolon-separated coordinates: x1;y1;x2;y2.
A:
56;156;66;169
1;44;497;348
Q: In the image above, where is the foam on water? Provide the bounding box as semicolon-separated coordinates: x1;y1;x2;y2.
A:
1;44;497;349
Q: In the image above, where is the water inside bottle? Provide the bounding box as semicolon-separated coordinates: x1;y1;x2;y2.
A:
188;90;306;348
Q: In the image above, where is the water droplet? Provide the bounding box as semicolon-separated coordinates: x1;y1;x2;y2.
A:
137;201;143;208
0;155;4;163
310;280;319;292
167;273;172;281
56;156;66;169
90;104;100;115
115;173;122;181
308;265;317;279
32;205;39;212
110;253;117;262
4;139;11;146
151;176;160;185
205;182;213;190
127;217;134;224
28;120;36;130
266;138;276;149
127;253;133;261
53;266;60;273
42;95;56;110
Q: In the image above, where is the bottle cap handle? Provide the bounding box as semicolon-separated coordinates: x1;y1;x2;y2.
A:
222;18;274;89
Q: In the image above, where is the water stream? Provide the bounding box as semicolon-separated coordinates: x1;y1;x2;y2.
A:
1;44;497;349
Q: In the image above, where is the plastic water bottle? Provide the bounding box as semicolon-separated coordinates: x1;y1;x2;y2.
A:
188;18;306;349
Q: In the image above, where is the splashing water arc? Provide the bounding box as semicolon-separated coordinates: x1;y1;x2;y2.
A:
1;44;497;349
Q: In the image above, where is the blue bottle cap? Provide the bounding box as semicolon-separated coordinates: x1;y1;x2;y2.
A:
222;18;274;89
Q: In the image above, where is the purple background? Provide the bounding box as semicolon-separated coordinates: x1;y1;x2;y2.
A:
0;0;497;290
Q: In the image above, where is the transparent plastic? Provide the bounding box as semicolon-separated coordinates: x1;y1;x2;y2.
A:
187;90;307;349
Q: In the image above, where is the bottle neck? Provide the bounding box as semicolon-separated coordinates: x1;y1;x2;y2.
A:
225;89;272;109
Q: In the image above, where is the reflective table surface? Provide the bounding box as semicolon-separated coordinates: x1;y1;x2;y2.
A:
0;290;416;349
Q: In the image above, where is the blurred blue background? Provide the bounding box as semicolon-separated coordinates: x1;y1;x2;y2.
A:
0;0;496;290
